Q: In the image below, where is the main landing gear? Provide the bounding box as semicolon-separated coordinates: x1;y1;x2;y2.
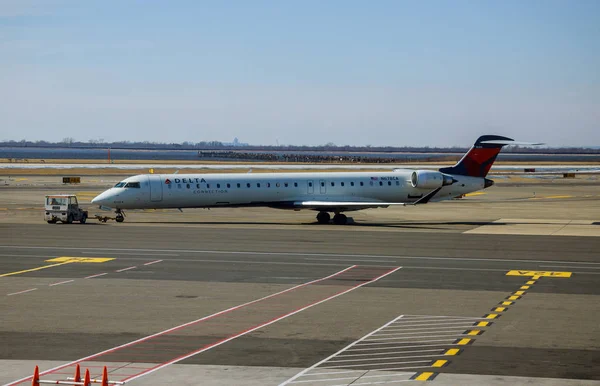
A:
316;211;348;225
115;209;125;223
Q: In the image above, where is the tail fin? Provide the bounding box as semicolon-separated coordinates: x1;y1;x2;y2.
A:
439;135;514;178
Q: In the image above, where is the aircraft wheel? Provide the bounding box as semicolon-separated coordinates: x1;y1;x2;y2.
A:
316;212;330;224
333;213;348;225
116;214;124;223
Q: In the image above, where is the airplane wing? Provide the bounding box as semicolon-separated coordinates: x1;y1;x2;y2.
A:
293;187;442;211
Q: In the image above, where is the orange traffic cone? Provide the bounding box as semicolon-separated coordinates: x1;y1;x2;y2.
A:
101;366;109;386
73;364;81;383
83;368;91;386
31;366;40;386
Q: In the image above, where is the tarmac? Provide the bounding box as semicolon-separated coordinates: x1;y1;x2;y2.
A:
0;174;598;385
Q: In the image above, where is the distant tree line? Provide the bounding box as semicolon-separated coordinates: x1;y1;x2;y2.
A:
0;139;599;154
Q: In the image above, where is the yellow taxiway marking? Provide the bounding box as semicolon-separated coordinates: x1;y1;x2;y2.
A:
520;285;530;290
444;348;461;356
46;257;115;263
431;359;448;368
475;321;491;327
0;261;74;277
456;338;473;345
514;290;526;296
413;372;436;381
506;270;572;278
464;192;486;197
507;295;520;300
546;195;573;199
501;301;513;306
484;313;499;319
465;329;482;336
492;307;507;312
526;280;536;285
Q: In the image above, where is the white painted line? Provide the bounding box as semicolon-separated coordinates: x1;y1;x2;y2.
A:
378;324;481;332
355;338;457;346
327;353;445;363
348;379;415;385
143;260;163;266
2;245;597;266
115;266;137;273
84;273;108;279
373;328;474;336
540;265;600;269
7;288;37;296
385;321;486;328
364;334;464;342
395;315;485;320
289;373;413;384
49;279;75;287
337;349;442;358
6;265;359;386
279;315;406;386
82;252;178;256
346;343;460;352
319;359;431;369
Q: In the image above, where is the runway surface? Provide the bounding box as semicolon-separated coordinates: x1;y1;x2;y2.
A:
0;179;599;385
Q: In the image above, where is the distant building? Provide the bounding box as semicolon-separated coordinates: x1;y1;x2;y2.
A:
223;137;249;147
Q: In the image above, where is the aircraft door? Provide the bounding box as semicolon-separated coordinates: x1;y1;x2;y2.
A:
307;180;314;194
149;175;163;202
319;180;326;194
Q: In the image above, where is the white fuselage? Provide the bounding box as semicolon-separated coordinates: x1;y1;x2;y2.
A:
91;170;485;211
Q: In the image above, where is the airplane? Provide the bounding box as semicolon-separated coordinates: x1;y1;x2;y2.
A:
91;135;519;225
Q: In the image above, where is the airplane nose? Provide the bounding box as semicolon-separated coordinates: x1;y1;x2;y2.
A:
91;191;111;205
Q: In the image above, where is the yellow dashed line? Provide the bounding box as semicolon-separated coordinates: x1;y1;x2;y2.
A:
475;321;492;327
46;257;115;263
514;291;526;296
465;330;483;336
501;301;513;306
507;270;571;278
520;285;530;290
532;275;541;279
484;313;500;319
455;338;473;345
526;280;536;285
507;295;520;301
412;372;437;381
492;307;507;312
444;348;461;356
431;359;448;368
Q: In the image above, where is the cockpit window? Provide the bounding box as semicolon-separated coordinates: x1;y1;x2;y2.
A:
114;182;126;188
125;182;141;188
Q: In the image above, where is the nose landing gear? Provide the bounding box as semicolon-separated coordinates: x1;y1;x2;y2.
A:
115;209;125;223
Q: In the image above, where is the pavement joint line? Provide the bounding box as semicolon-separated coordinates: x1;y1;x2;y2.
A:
6;264;362;386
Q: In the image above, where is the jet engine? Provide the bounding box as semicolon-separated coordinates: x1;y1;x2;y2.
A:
410;171;456;189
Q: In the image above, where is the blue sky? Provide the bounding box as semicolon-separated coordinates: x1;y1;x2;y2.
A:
1;0;598;146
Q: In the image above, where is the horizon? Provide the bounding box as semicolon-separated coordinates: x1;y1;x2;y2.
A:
1;1;599;147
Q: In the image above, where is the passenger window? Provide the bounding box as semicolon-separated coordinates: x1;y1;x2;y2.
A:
284;183;288;187
351;182;354;186
331;182;335;187
217;184;221;188
207;184;210;188
388;181;392;186
321;182;325;187
247;183;251;188
237;183;241;188
379;181;383;186
186;184;190;189
360;182;364;186
227;183;231;188
196;184;200;188
257;183;261;187
294;182;298;187
308;182;312;187
276;182;280;187
341;182;345;187
267;183;271;188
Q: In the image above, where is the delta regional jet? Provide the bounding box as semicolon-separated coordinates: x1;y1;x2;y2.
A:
92;135;516;225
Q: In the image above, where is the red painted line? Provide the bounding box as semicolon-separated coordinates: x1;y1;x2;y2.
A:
5;265;357;386
143;260;163;266
115;266;136;273
124;266;402;383
6;288;37;296
84;273;107;279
